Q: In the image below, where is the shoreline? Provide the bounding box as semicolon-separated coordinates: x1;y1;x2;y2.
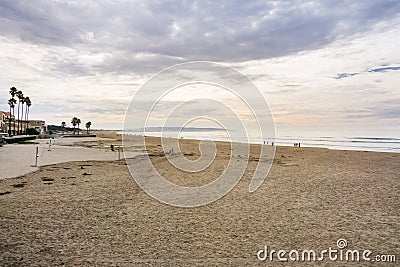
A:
120;132;400;154
1;131;399;181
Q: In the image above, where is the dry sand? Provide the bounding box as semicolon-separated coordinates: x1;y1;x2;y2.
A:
0;136;399;266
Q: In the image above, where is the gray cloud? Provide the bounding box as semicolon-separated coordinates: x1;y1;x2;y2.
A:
334;65;400;79
1;0;400;75
342;107;400;120
368;66;400;72
334;96;400;121
53;59;92;76
334;72;359;79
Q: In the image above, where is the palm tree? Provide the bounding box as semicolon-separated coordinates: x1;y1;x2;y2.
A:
76;118;81;135
24;97;31;134
71;117;78;134
16;90;24;134
20;96;26;134
9;86;17;97
61;121;66;135
9;87;17;135
7;98;16;136
7;99;13;136
85;121;92;134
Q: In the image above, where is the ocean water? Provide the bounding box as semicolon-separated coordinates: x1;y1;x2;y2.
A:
273;136;400;153
121;130;400;153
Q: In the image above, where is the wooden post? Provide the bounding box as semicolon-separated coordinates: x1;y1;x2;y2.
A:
34;146;39;167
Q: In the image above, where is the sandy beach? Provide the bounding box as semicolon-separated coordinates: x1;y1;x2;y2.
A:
2;1;400;266
0;135;399;266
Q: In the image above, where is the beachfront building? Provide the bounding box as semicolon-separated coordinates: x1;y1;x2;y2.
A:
0;111;46;136
0;111;14;135
28;120;46;135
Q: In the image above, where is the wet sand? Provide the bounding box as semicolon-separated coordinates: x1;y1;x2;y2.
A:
0;136;399;266
0;134;141;179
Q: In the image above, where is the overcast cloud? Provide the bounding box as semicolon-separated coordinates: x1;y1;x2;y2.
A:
1;1;400;70
0;0;399;137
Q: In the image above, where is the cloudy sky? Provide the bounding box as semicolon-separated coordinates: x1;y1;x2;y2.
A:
0;0;399;137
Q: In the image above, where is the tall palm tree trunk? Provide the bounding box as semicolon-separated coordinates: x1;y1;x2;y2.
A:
21;103;24;135
25;97;31;135
27;107;30;134
17;102;20;135
12;106;15;135
24;106;27;134
8;106;12;136
25;105;28;134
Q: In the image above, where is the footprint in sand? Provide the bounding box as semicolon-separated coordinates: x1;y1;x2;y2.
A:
41;177;54;184
61;176;76;180
12;183;25;188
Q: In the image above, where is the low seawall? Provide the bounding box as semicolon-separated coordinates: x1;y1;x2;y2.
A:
4;135;37;144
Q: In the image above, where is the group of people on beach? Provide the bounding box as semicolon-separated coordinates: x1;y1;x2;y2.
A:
263;141;301;147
